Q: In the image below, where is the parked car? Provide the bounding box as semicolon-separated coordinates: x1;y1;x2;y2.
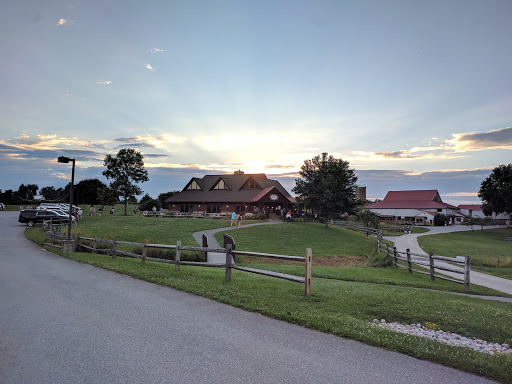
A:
18;209;71;227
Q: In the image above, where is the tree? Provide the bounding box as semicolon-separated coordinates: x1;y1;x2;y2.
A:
158;191;179;207
75;179;107;205
40;186;59;200
478;164;512;217
433;213;447;226
357;209;380;229
139;193;161;211
97;186;120;208
293;153;359;228
18;183;39;200
102;148;149;215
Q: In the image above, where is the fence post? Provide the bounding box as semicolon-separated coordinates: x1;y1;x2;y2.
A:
428;252;435;281
76;234;81;251
141;239;147;264
464;256;471;292
175;240;181;271
93;237;97;254
225;244;233;281
406;249;412;273
305;248;312;297
202;234;208;261
112;237;117;259
393;247;398;268
377;231;381;252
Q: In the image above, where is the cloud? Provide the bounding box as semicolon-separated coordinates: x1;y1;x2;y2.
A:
116;142;157;149
373;150;431;159
151;48;164;53
96;79;112;85
448;127;512;151
145;63;154;71
56;18;68;26
113;137;138;142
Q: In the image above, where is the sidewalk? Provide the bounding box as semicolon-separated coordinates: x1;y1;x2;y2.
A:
384;226;512;296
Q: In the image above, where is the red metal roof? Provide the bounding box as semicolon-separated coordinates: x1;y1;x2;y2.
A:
457;204;482;210
384;190;440;201
367;200;457;209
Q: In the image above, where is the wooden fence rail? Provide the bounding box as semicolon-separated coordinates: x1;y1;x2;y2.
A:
76;234;312;296
378;242;470;292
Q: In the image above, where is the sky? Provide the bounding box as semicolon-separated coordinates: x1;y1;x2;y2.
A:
1;0;511;205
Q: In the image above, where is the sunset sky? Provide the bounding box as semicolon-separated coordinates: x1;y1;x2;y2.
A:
1;0;511;205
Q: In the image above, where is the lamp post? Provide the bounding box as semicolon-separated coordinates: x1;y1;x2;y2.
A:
58;156;75;240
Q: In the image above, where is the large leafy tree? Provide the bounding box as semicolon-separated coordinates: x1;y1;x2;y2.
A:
75;178;107;205
158;190;179;207
102;148;149;215
478;164;512;217
293;152;359;228
18;183;39;200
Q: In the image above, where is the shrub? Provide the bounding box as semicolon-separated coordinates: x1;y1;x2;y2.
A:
433;213;447;226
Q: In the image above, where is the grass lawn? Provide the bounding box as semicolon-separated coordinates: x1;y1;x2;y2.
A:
418;228;512;280
24;219;512;383
215;222;381;258
72;215;232;246
25;230;512;383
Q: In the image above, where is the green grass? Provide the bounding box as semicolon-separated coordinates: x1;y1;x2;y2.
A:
24;219;512;383
23;238;512;383
215;222;381;257
418;228;512;279
72;215;232;246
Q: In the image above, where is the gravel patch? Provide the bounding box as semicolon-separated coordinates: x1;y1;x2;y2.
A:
372;319;512;355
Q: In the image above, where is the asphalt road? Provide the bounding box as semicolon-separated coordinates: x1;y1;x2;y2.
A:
0;212;496;383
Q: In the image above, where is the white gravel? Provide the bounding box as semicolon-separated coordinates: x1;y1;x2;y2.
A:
372;319;512;355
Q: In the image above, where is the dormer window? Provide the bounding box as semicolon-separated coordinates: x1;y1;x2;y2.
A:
241;178;258;190
212;179;230;190
186;180;201;190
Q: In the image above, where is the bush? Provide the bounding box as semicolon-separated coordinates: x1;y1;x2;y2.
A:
434;213;447;226
139;199;161;212
133;247;206;262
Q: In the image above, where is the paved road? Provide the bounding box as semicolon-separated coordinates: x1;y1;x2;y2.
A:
0;212;497;383
384;225;512;296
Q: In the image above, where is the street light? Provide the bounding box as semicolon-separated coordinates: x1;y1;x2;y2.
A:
58;156;75;240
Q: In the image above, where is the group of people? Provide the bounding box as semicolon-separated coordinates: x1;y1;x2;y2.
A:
89;206;115;217
230;211;243;228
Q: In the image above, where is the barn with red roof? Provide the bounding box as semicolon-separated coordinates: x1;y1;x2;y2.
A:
365;190;463;225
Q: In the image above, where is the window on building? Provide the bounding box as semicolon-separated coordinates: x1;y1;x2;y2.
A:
212;179;229;190
186;180;201;190
437;209;442;212
241;178;258;189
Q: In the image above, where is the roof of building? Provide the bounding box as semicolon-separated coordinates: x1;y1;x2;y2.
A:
457;204;482;210
165;173;295;204
366;190;457;210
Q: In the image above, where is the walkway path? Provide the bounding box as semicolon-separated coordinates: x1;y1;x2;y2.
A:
193;221;282;264
384;226;512;296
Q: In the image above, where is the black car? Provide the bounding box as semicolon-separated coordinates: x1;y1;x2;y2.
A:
18;209;70;227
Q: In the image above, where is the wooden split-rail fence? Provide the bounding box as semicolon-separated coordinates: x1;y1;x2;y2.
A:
75;233;312;296
377;238;471;292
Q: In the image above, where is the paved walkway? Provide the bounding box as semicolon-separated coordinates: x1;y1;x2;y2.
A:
384;225;512;296
193;221;282;264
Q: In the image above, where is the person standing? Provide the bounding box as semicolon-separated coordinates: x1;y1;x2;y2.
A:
237;213;243;228
231;211;237;228
110;207;114;216
152;206;157;217
77;207;83;222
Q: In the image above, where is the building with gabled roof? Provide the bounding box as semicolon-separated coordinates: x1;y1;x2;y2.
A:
365;190;462;225
165;171;295;219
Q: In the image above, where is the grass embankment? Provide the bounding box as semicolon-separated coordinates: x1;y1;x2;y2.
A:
25;220;512;383
418;228;512;280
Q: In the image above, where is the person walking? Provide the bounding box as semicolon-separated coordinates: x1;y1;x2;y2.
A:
237;213;243;228
366;228;369;239
77;207;83;222
231;211;237;228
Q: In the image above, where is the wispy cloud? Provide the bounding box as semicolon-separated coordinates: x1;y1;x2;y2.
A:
145;63;154;72
56;18;68;26
448;127;512;151
96;79;112;85
151;48;164;53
